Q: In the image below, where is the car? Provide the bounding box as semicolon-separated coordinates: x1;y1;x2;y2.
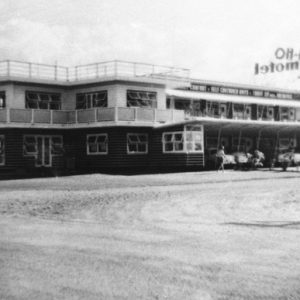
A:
206;148;236;168
277;149;300;171
232;152;252;169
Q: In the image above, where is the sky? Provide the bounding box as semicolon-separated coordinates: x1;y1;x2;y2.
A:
1;0;300;89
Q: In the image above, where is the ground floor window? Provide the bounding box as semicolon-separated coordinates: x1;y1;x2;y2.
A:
162;125;204;153
0;135;5;165
163;132;184;152
87;134;108;154
127;133;148;154
23;135;63;167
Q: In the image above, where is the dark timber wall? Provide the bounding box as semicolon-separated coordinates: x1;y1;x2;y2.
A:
0;124;206;177
0;128;66;176
65;127;152;172
150;125;205;170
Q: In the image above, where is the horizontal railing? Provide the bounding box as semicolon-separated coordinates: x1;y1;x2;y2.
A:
0;107;185;125
1;107;299;126
0;60;190;82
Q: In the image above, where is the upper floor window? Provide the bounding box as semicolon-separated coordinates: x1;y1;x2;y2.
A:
0;135;5;165
87;134;108;155
127;90;157;108
0;92;5;109
127;133;148;154
26;92;61;110
76;91;107;109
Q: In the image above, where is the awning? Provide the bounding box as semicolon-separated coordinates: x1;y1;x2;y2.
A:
166;89;300;108
155;116;300;134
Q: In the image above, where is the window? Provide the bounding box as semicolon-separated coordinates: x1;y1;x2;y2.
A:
23;135;63;167
207;101;219;117
23;135;64;156
24;136;37;155
127;90;157;108
0;92;5;108
185;125;203;152
174;99;192;111
127;133;148;154
87;134;108;155
26;92;61;110
279;107;289;121
163;132;183;152
162;125;203;153
0;135;5;165
76;91;107;109
51;136;64;155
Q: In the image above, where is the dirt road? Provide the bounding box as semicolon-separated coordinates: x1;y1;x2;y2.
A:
1;170;300;299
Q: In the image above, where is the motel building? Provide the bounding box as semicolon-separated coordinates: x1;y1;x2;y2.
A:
1;60;300;176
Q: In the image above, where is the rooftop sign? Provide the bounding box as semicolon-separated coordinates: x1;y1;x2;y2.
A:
254;48;300;75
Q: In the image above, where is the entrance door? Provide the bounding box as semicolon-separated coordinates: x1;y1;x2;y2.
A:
36;136;51;167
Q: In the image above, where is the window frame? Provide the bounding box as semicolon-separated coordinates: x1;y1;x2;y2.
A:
0;135;5;166
23;135;64;157
126;90;157;108
76;91;108;109
25;91;61;110
86;134;108;155
127;133;149;154
162;125;204;154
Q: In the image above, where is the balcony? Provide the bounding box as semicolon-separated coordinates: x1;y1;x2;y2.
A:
0;60;190;83
0;107;185;127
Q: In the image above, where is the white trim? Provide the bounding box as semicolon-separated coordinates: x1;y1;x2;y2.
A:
126;133;148;154
86;133;108;155
162;131;184;153
166;89;300;108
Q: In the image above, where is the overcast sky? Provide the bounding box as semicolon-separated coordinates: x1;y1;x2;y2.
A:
1;0;300;89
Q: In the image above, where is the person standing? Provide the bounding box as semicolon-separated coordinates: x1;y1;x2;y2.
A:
216;146;226;172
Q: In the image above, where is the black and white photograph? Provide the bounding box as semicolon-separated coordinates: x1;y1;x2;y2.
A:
0;0;300;299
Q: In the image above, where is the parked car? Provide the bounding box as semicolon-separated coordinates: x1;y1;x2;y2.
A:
277;149;300;171
232;152;252;169
206;148;236;168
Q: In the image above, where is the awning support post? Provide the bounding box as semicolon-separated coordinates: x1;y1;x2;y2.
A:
238;130;242;152
217;127;222;148
257;129;262;149
273;131;280;160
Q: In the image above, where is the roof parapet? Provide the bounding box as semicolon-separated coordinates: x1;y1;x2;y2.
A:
0;60;190;83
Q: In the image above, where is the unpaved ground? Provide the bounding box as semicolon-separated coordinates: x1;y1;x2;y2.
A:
0;170;300;300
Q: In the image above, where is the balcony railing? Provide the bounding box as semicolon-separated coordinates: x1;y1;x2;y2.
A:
0;107;185;126
1;107;300;126
0;60;190;82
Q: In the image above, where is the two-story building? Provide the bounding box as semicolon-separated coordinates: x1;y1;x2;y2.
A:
0;59;300;176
